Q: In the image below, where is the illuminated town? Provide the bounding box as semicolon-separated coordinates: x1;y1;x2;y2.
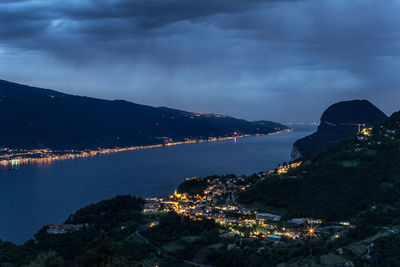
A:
143;164;353;245
0;129;291;169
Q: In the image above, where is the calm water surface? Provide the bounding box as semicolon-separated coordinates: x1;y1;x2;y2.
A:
0;128;315;244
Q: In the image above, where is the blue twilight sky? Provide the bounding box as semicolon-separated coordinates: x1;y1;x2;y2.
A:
0;0;399;122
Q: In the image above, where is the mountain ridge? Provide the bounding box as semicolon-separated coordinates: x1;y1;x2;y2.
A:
291;99;387;160
239;109;400;221
0;79;288;150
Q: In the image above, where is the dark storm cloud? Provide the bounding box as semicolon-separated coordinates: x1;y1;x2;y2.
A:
64;0;267;25
0;0;399;121
0;0;299;44
0;0;299;58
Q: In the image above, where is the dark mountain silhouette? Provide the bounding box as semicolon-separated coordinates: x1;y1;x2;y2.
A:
0;79;287;149
240;109;400;220
291;100;387;160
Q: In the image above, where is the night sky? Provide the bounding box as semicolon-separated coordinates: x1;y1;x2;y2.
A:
1;0;399;122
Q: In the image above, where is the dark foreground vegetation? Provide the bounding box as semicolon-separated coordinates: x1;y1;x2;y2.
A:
0;194;312;266
0;196;151;266
240;111;400;222
1;109;400;266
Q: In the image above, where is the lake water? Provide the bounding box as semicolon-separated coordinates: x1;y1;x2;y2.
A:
0;128;315;244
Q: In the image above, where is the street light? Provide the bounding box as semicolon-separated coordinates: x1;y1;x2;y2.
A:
305;221;319;256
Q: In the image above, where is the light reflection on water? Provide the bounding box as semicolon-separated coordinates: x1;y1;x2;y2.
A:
0;128;315;244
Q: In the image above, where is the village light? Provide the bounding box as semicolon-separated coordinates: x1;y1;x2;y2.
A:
305;221;320;256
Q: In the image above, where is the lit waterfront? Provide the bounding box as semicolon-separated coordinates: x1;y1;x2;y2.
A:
0;128;315;244
0;129;291;168
143;169;353;244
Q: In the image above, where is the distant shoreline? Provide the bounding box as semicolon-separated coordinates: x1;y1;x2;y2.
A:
0;128;292;168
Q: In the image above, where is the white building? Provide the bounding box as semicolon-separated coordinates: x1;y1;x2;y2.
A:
256;212;281;222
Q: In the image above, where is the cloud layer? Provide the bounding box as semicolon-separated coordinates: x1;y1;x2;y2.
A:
1;0;399;121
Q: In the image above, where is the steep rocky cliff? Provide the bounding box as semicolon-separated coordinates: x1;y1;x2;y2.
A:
291;100;387;160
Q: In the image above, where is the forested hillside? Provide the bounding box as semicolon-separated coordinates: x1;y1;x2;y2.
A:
0;79;287;149
240;111;400;222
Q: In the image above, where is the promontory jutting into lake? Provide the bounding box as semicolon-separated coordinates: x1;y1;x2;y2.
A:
1;1;400;265
0;124;315;244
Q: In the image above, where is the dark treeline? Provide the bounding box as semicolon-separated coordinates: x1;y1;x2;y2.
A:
0;195;151;266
